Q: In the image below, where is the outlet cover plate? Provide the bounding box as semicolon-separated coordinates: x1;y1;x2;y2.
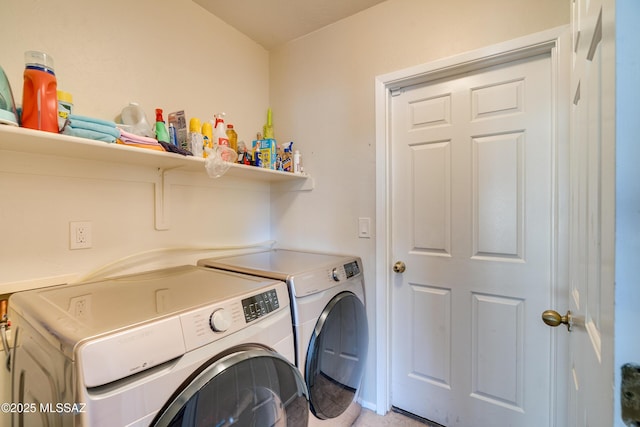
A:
70;221;92;250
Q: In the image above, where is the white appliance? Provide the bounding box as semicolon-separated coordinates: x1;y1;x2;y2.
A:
9;265;309;427
198;249;368;427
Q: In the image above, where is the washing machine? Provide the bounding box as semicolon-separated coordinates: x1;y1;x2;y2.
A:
198;249;368;427
8;265;309;427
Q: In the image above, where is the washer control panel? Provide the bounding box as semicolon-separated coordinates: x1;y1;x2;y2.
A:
242;289;280;323
180;283;288;351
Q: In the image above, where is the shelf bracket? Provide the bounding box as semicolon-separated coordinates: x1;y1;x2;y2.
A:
154;168;171;230
271;175;315;192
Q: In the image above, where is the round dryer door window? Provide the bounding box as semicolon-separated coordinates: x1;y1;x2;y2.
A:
305;291;368;419
152;345;309;427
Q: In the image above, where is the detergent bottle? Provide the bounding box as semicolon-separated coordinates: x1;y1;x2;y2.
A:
213;113;229;146
21;51;58;132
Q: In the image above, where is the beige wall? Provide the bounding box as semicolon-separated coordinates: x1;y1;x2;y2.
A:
1;0;269;141
0;0;569;419
0;0;272;416
269;0;569;408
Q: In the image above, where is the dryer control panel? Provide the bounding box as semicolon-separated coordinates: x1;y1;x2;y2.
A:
284;258;362;297
328;260;362;282
344;260;361;278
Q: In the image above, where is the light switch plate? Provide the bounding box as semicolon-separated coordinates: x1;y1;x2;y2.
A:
358;217;371;238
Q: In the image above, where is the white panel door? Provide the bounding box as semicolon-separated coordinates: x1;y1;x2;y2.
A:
565;0;615;424
390;53;554;427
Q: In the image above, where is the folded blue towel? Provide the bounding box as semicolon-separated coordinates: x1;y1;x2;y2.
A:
62;126;117;143
68;114;116;128
68;118;121;139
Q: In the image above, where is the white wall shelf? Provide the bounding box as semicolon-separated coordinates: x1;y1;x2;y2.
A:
0;125;312;184
0;125;313;230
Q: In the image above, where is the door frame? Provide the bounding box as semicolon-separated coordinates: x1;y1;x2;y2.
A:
374;25;571;425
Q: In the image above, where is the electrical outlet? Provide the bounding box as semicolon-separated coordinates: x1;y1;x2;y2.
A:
70;221;92;250
69;295;92;319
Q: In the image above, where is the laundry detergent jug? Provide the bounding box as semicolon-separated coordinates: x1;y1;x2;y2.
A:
21;51;58;133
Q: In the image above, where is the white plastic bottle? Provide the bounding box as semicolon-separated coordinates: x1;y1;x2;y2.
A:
293;149;302;174
188;117;204;157
120;102;154;137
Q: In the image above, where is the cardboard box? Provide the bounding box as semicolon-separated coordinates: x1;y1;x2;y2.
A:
252;138;277;169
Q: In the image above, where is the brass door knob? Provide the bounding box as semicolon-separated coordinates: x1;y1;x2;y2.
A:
541;309;572;331
393;261;406;273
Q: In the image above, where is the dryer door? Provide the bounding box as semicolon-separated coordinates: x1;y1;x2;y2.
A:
305;291;368;419
152;345;308;427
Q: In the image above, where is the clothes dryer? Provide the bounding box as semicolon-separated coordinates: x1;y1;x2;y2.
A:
198;249;368;427
9;265;308;427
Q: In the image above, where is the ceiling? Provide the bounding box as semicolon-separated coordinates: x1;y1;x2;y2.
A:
193;0;388;50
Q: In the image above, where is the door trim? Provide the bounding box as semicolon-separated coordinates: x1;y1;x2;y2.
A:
374;25;570;425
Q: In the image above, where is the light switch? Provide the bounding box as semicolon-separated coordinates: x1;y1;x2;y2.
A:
358;217;371;238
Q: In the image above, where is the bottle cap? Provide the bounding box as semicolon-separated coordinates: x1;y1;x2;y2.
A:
25;51;55;73
155;108;164;122
189;117;201;133
201;122;213;137
57;90;73;104
227;124;234;129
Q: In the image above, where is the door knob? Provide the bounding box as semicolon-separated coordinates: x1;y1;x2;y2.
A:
541;309;572;331
393;261;406;273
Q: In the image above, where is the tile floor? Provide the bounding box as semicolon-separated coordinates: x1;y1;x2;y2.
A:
352;408;439;427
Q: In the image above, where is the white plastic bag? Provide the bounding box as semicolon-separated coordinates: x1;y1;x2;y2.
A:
204;145;237;178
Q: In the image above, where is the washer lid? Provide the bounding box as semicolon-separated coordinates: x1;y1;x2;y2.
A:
9;265;286;358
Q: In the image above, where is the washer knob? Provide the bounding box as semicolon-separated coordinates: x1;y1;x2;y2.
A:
210;309;232;332
331;268;340;282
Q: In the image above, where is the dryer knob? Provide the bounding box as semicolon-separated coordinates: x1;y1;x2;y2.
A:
210;309;232;332
331;268;340;282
